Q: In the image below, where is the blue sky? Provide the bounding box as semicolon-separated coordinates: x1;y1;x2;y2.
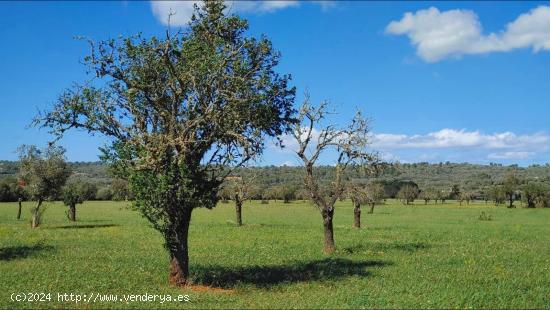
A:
1;1;549;166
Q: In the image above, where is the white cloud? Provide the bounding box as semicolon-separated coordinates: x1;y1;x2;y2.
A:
276;128;321;154
151;1;331;26
372;128;550;150
150;1;200;26
386;6;550;62
269;128;549;164
229;1;299;13
487;151;535;160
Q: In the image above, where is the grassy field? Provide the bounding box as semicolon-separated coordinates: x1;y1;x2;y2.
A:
1;199;549;309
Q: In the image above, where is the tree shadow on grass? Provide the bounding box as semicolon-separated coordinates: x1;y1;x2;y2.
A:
0;242;54;261
48;224;119;229
192;258;391;288
343;241;431;254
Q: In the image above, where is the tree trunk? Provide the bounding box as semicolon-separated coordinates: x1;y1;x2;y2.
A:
17;198;22;220
31;199;42;228
353;203;361;229
235;202;242;226
168;208;192;287
368;203;375;214
508;196;514;208
322;208;335;254
68;204;76;221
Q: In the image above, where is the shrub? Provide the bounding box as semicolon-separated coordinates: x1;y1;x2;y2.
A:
96;187;113;200
478;212;492;221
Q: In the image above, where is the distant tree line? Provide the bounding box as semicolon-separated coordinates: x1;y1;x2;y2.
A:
3;163;550;209
0;175;132;202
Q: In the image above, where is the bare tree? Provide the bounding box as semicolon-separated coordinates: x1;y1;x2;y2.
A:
224;174;256;226
292;94;377;253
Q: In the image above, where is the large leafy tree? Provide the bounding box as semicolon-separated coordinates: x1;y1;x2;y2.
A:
18;145;71;228
35;1;295;286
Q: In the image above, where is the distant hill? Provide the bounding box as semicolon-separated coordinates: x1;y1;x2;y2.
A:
2;160;550;191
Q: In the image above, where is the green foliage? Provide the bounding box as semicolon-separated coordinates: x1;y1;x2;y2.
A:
5;162;550;205
501;172;520;207
419;187;436;204
0;177;27;202
366;182;385;204
95;187;113;201
111;179;131;201
62;180;95;207
521;181;550;208
17;145;71;202
478;211;492;221
281;185;296;203
397;185;418;205
372;179;418;199
488;185;506;205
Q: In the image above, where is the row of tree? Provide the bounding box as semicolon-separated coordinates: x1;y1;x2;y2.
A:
396;174;550;208
0;176;132;203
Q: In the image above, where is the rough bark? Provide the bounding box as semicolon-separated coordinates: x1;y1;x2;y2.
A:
353;202;361;229
17;198;22;220
31;199;42;228
68;204;76;221
168;209;192;287
235;202;243;226
322;208;335;254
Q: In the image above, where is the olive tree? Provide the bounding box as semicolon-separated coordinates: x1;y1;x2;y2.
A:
224;175;256;226
365;182;385;214
62;180;95;221
292;95;377;253
489;184;505;205
347;181;385;229
419;187;436;205
521;181;549;208
458;191;473;205
347;183;369;229
34;1;295;286
18;145;71;228
435;189;447;204
398;185;418;205
502;173;520;208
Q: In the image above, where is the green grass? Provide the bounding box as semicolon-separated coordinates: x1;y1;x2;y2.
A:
1;199;549;309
